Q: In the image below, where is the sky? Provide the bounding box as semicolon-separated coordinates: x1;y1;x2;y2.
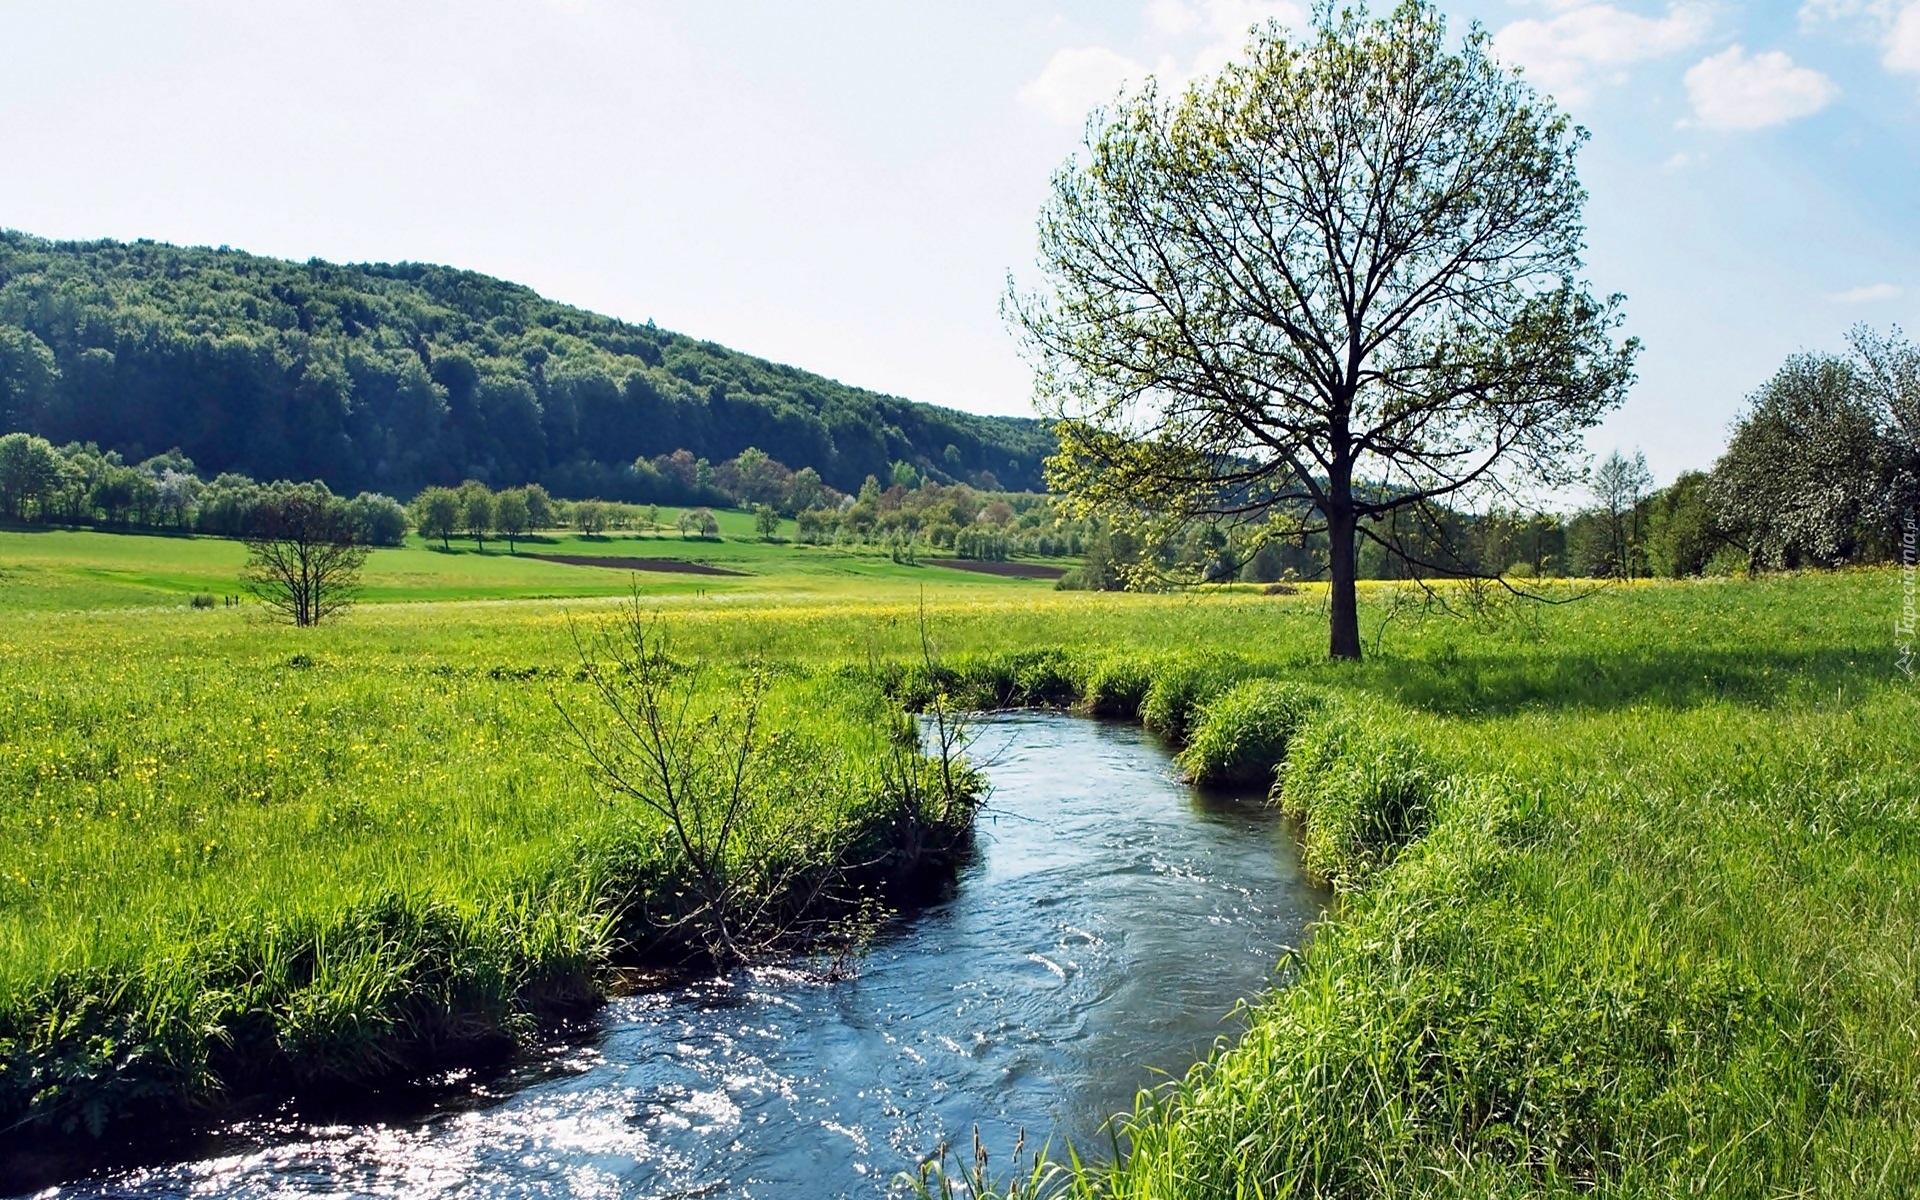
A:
1;0;1916;486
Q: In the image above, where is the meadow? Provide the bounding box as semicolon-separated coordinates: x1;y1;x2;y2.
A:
0;510;1077;612
1;526;1916;1198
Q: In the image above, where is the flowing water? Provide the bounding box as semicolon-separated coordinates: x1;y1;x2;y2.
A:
32;714;1324;1199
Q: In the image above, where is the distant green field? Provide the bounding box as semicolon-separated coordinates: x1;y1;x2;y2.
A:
0;519;1065;611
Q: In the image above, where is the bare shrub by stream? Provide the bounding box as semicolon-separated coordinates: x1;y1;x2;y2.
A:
557;598;978;968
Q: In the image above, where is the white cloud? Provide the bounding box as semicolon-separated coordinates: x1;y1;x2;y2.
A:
1492;3;1713;106
1682;45;1839;130
1019;0;1304;126
1799;0;1920;72
1889;2;1920;70
1019;46;1153;126
1798;0;1895;23
1828;282;1905;302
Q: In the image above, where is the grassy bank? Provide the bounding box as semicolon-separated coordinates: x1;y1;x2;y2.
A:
1028;700;1919;1197
891;576;1918;1197
0;594;982;1155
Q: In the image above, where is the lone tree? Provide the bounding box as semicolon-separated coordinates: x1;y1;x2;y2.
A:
574;499;610;535
1012;1;1637;658
753;503;781;540
241;489;370;626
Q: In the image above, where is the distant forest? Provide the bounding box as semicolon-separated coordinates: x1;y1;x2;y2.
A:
0;231;1052;499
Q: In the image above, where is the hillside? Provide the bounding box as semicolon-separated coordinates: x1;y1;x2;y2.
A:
0;230;1052;498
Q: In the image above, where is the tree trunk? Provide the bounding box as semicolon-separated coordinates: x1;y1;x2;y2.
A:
1328;505;1362;660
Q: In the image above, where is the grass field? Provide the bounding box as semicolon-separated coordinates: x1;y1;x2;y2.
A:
2;528;1916;1197
0;513;1067;610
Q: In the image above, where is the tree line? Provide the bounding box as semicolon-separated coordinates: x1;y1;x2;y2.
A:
0;430;1094;563
1063;324;1917;590
0;231;1052;502
0;433;408;545
1497;326;1914;580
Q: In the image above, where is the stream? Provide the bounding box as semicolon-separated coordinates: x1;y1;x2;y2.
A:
32;713;1324;1199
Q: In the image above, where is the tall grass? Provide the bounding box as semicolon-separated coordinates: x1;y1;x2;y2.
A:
0;604;977;1147
1050;689;1920;1198
1176;679;1324;787
876;574;1920;1198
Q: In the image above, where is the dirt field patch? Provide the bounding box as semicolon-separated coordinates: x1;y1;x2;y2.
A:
528;554;746;577
928;558;1068;580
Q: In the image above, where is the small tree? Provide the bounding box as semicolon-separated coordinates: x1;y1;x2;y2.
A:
679;507;720;539
786;467;826;515
458;481;494;550
412;486;460;549
346;491;409;547
1644;471;1719;577
494;487;532;552
151;468;201;530
241;490;369;627
0;432;61;521
522;482;556;531
753;503;781;540
1592;450;1653;578
575;498;609;535
553;604;975;966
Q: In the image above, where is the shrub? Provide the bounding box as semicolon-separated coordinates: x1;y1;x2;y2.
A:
189;593;215;609
1176;679;1324;786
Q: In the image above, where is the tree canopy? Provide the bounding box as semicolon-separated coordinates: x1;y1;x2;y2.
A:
1711;329;1917;571
1015;0;1637;657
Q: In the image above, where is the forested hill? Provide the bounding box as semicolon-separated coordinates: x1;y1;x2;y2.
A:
0;231;1051;498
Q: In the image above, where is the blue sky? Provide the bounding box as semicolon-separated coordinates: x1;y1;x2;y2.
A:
1;0;1915;485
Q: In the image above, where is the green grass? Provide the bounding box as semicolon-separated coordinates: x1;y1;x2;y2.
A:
0;531;1014;1144
0;521;1063;610
889;575;1919;1199
2;527;1916;1195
